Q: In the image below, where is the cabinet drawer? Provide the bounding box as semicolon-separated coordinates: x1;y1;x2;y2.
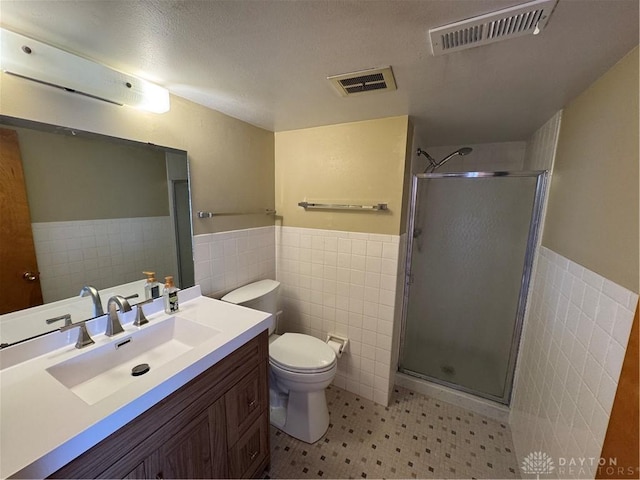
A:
228;414;268;479
225;363;266;445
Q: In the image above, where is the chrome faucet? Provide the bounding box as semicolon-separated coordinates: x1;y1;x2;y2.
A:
105;295;131;336
79;285;104;317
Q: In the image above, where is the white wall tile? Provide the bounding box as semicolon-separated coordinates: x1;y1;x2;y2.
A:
33;217;175;302
276;226;400;405
595;372;617;413
611;305;634;347
193;226;276;299
510;246;638;479
603;340;625;379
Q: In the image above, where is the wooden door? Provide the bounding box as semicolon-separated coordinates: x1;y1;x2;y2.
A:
0;127;43;313
596;301;639;479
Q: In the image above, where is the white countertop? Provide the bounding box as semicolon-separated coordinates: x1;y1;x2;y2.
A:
0;286;272;479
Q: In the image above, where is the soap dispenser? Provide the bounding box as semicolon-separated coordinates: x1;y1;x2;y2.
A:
163;276;179;314
143;271;161;300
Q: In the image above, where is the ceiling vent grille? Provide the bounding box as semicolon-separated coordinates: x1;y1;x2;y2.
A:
429;0;557;56
328;66;396;97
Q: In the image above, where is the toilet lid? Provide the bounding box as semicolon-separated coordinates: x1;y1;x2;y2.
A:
269;333;336;373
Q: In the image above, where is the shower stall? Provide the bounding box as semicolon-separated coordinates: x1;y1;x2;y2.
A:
399;170;546;404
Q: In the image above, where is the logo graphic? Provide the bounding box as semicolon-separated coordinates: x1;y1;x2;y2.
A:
521;451;555;479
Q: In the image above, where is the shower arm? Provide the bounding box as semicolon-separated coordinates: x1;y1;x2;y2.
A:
429;151;459;172
416;148;438;168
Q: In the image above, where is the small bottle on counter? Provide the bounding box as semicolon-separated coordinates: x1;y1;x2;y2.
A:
163;276;179;314
143;271;161;300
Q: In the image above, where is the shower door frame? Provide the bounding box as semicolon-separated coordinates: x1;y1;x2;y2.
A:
399;170;548;405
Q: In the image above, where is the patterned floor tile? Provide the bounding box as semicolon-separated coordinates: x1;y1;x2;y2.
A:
265;385;520;479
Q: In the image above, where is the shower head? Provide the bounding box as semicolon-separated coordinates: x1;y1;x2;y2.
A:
418;146;474;173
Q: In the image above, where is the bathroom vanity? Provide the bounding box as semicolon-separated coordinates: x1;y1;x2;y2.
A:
0;287;272;479
51;331;269;479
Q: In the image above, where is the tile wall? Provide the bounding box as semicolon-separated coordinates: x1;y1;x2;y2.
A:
523;111;562;171
193;226;276;299
510;247;638;479
276;226;402;406
32;217;174;302
192;225;401;406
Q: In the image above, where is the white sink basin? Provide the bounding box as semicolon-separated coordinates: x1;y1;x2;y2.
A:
46;316;220;405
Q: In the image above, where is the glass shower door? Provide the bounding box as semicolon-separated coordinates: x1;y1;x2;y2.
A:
400;172;544;403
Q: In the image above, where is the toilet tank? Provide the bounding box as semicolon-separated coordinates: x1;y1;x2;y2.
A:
221;280;280;331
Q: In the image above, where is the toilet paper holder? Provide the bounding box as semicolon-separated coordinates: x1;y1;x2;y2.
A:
326;334;349;357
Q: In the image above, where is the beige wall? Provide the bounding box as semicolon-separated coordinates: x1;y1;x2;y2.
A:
0;73;274;235
542;47;639;293
11;126;168;222
275;116;410;235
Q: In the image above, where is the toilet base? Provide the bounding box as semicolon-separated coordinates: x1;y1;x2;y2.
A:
270;405;287;430
269;389;330;444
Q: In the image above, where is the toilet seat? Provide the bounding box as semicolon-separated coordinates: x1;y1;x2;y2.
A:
269;333;337;374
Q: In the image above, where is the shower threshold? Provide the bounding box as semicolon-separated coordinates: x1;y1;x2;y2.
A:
395;370;510;423
399;365;508;404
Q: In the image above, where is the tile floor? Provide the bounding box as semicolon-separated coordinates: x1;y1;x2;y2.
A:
265;385;520;479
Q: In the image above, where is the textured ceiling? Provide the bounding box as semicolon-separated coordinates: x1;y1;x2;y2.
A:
0;0;638;145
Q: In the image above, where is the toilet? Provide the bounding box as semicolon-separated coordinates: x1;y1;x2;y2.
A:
221;279;337;444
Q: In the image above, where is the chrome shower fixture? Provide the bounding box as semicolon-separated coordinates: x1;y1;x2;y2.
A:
417;147;473;173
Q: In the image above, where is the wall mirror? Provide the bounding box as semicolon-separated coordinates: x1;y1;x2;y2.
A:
0;115;194;346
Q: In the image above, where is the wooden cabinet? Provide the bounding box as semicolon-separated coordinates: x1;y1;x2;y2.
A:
50;331;270;479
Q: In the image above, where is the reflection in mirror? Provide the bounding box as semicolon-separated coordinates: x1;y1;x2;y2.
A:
0;115;194;346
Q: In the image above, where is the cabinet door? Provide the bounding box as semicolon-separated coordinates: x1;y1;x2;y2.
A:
122;461;148;479
208;395;229;478
155;411;212;479
154;399;227;479
99;453;153;479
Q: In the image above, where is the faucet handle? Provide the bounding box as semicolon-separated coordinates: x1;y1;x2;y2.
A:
60;321;95;349
124;293;139;304
46;313;73;327
133;299;153;327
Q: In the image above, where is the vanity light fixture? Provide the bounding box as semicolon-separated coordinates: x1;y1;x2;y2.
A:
0;28;170;113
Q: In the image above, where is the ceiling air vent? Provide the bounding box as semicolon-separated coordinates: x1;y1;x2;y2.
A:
429;0;557;56
328;66;397;97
